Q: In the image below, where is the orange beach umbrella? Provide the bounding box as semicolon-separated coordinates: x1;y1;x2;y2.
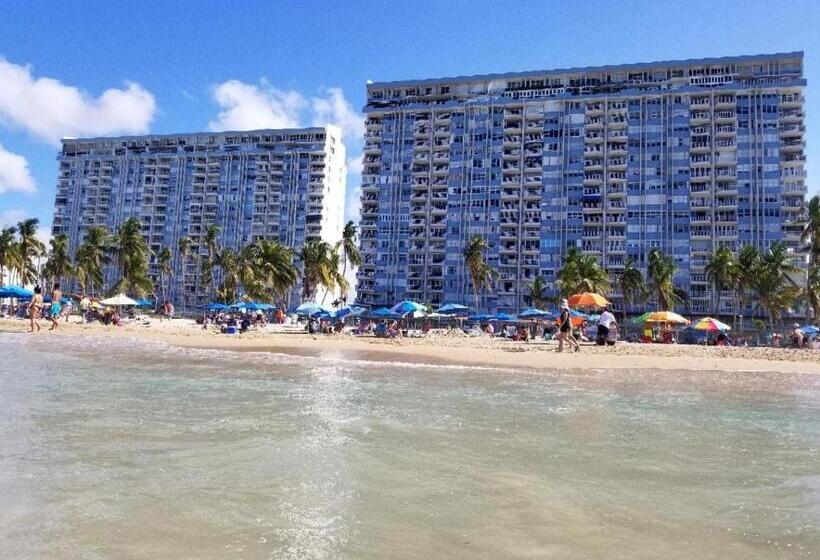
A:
567;292;610;308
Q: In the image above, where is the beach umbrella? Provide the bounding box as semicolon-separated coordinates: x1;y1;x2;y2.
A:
799;325;819;336
0;285;34;298
90;301;105;309
100;293;138;306
206;303;228;311
293;302;331;316
437;303;470;315
567;292;610;308
493;312;516;322
391;300;426;315
368;307;400;318
467;313;494;322
631;311;652;324
134;298;155;308
644;311;689;325
692;317;732;332
518;307;552;319
335;305;365;318
311;310;334;319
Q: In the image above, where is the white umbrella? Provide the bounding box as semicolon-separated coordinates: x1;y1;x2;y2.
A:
100;293;138;306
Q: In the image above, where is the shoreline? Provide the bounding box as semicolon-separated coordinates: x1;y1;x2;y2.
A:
3;317;819;375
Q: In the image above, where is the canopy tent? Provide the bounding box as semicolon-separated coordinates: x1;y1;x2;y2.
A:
0;285;33;298
692;317;732;332
567;292;610;308
436;303;470;315
99;294;138;306
644;311;689;325
391;300;426;316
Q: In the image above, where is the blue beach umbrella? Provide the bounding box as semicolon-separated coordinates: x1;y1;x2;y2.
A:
206;303;229;311
493;312;517;322
391;300;426;315
293;302;330;316
518;308;552;319
0;285;33;298
799;325;819;336
467;313;494;322
335;305;365;318
134;298;155;307
437;303;471;315
368;307;400;319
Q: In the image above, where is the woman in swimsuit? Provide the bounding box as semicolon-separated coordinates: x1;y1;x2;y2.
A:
556;300;580;353
27;286;43;332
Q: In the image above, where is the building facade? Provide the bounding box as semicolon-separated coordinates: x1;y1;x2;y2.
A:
52;127;346;307
356;52;806;314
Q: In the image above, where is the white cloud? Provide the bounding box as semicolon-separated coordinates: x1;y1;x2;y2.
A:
0;208;27;228
0;58;157;145
309;87;365;144
208;79;306;131
0;143;36;194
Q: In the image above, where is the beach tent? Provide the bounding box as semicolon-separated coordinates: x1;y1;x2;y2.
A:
100;294;138;306
644;311;689;325
0;285;33;298
692;317;731;332
437;303;470;315
391;300;426;315
518;308;552;319
567;292;610;308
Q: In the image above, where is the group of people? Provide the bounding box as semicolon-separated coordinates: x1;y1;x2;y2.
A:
556;300;618;352
25;284;64;332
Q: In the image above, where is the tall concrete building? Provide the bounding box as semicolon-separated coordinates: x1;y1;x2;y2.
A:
52;127;346;307
356;52;806;314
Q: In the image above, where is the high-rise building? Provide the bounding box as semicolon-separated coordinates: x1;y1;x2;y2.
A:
356;52;806;314
52;127;346;307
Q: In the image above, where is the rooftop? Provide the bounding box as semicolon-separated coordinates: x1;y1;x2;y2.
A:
60;126;338;145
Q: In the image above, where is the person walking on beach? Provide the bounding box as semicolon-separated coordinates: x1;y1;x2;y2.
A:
162;300;174;322
49;283;62;331
556;299;579;352
27;286;43;332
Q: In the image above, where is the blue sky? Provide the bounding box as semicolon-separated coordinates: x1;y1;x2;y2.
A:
0;0;817;235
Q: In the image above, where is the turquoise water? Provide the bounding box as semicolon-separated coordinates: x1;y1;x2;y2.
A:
0;333;818;559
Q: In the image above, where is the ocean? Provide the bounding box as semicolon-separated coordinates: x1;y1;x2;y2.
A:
1;332;818;559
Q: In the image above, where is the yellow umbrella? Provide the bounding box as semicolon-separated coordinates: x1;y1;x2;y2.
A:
567;292;610;308
644;311;689;324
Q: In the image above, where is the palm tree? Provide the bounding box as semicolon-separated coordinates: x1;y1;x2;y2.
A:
75;226;110;297
463;234;496;309
556;247;609;296
215;247;240;303
157;246;172;303
201;225;221;302
109;217;153;296
337;221;362;277
749;242;800;328
801;195;820;263
330;247;348;303
250;239;298;303
0;226;17;285
735;245;761;331
617;257;646;320
704;246;737;317
177;236;192;311
43;234;74;287
806;265;820;323
525;275;549;308
15;218;45;286
647;248;678;311
299;239;335;301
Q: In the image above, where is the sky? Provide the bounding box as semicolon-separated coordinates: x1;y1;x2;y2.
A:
0;0;818;237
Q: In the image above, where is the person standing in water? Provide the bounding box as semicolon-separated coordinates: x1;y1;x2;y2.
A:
27;286;43;332
49;283;62;331
556;299;580;352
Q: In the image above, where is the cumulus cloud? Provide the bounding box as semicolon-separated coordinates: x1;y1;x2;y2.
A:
0;143;36;194
309;87;365;142
0;58;157;144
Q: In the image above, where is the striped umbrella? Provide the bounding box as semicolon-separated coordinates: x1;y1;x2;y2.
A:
692;317;732;332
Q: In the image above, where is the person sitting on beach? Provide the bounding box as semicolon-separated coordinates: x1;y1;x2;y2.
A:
606;323;619;346
661;324;675;344
48;283;62;331
790;325;805;348
27;286;43;332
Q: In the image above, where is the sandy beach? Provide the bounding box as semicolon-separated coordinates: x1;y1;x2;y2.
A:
3;316;818;375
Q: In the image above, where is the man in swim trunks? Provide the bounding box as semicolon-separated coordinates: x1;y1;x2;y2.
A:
27;286;43;332
49;283;62;331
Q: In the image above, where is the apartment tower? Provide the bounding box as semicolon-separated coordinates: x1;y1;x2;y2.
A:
52;127;346;307
356;52;806;313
